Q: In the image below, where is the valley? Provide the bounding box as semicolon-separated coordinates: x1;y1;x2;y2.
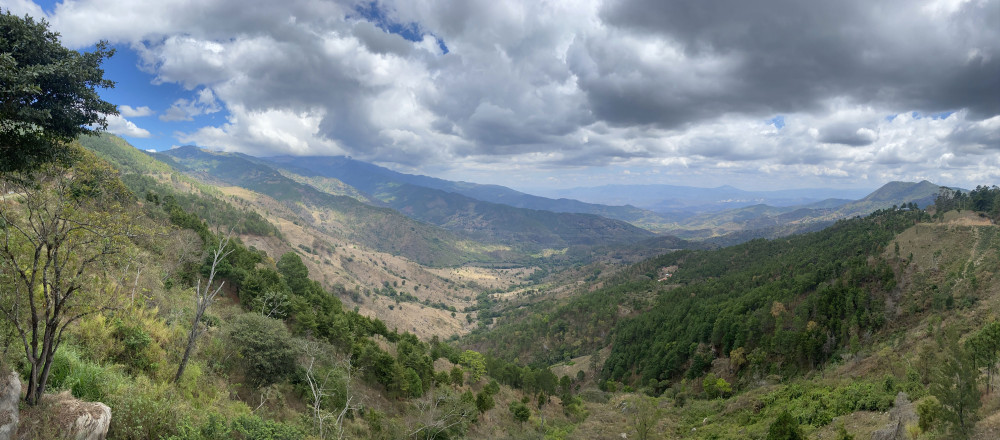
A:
3;5;998;439
54;135;1000;438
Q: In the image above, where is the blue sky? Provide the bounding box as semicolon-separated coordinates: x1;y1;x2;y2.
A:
6;0;999;191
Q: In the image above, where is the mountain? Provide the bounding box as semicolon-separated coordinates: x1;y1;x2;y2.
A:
654;180;955;241
156;146;511;266
539;184;872;214
261;155;676;229
834;179;944;214
160;147;656;259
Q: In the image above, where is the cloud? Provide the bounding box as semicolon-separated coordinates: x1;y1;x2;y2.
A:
160;89;221;122
32;0;1000;189
119;105;154;117
104;114;151;138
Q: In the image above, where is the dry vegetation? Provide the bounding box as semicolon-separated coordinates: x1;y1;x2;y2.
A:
216;185;536;340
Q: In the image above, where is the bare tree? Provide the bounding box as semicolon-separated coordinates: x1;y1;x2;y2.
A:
173;229;234;384
409;387;477;440
0;159;141;405
301;339;363;440
256;290;290;319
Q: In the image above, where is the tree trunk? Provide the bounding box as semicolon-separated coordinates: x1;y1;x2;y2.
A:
174;308;203;384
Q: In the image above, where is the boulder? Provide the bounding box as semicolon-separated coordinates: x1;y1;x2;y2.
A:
0;371;20;440
40;391;111;440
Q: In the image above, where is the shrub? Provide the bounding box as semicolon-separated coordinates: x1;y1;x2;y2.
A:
766;411;804;440
230;414;305;440
227;314;296;388
917;396;941;432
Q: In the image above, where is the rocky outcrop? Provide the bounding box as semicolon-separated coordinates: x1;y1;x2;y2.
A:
40;391;111;440
0;371;20;440
871;392;917;440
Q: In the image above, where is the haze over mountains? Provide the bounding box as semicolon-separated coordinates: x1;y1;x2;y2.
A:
152;143;959;251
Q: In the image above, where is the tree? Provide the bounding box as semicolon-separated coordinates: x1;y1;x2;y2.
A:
450;365;464;387
475;389;495;414
300;339;361;440
174;229;234;384
508;401;530;426
629;395;662;440
0;152;140;405
931;329;981;439
766;411;804;440
409;388;477;440
458;350;486;384
0;11;117;172
227;313;297;388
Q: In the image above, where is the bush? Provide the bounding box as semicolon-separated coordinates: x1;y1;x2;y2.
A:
227;314;296;388
108;378;185;439
917;396;941;432
766;411;804;440
47;346;125;402
230;414;305;440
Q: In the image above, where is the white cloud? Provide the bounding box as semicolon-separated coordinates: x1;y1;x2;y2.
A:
119;105;154;117
2;0;45;20
104;114;151;138
30;0;1000;189
160;88;221;122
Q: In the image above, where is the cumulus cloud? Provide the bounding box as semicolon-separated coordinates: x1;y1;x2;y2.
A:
31;0;1000;189
104;114;151;138
119;105;154;117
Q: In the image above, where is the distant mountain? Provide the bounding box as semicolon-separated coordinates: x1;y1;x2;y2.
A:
660;180;954;241
156;146;509;266
261;156;675;228
161;147;655;259
835;180;943;214
540;184;872;214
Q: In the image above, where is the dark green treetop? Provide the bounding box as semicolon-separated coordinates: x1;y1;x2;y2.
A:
0;11;116;172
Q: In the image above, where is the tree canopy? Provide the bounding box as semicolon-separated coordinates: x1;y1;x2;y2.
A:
0;11;116;172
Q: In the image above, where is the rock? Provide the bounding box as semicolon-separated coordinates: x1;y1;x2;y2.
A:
40;391;111;440
0;371;20;440
871;392;917;440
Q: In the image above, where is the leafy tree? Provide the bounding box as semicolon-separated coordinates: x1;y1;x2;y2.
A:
508;401;530;426
459;350;486;383
475;389;495;414
0;11;117;172
930;329;981;439
0;151;140;405
450;365;464;387
766;411;804;440
227;313;297;388
702;373;732;399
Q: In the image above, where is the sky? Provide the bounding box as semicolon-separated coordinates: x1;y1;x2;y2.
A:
3;0;999;192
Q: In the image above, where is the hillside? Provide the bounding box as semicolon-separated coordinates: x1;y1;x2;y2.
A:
2;137;599;440
658;180;954;242
460;193;1000;438
157;146;520;267
165;147;656;259
7;138;1000;439
262;155;676;230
